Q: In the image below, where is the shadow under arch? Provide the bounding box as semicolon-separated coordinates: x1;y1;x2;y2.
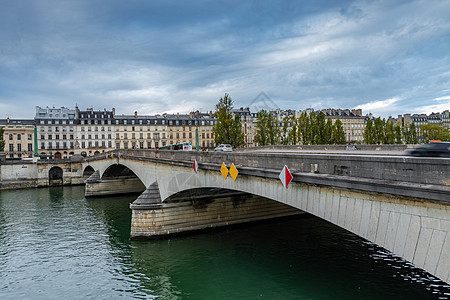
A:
82;165;95;178
99;163;146;196
49;166;63;186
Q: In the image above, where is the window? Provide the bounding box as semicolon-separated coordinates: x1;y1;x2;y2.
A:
9;134;13;140
9;144;14;151
28;134;32;140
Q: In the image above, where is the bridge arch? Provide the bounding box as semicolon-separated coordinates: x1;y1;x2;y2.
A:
49;166;63;186
82;165;95;178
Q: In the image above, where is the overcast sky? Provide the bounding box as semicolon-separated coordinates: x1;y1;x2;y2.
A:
1;0;449;119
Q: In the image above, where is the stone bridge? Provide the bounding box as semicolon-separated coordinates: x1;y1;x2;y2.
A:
82;149;450;284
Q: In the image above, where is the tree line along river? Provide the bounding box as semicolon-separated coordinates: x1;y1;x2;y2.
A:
0;185;449;299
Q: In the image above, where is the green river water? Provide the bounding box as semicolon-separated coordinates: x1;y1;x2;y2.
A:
0;186;449;299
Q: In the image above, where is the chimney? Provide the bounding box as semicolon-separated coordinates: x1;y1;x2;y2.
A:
112;108;115;116
134;111;137;118
7;117;10;123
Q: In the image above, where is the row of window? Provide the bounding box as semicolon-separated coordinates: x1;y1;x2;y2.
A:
8;143;33;152
7;134;33;140
41;135;75;140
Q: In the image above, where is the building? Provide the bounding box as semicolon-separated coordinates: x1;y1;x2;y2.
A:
76;107;115;156
232;107;258;148
0;118;35;159
396;110;450;142
321;108;365;144
114;112;169;150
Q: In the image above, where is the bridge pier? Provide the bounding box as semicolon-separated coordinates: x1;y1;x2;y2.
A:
130;182;302;239
85;170;145;197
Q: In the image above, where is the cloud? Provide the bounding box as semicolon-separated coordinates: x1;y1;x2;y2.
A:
435;96;450;101
356;98;400;115
1;0;450;119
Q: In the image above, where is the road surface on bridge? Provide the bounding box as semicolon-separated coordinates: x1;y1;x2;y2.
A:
242;149;410;156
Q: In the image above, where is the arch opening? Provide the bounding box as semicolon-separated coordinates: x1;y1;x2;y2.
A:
82;166;95;178
98;164;145;195
49;166;63;186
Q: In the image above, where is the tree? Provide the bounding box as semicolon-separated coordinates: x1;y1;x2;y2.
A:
364;119;376;144
373;117;385;144
287;115;299;145
420;123;450;142
403;123;418;144
0;127;4;151
255;110;280;146
281;116;290;145
315;112;326;145
323;118;333;145
394;125;403;144
212;93;244;148
298;111;309;145
308;111;318;144
332;119;346;144
384;121;395;144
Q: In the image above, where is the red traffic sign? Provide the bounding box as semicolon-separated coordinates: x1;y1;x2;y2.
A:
193;159;198;173
279;165;293;188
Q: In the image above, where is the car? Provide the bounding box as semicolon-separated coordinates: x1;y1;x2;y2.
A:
407;142;450;157
214;144;233;152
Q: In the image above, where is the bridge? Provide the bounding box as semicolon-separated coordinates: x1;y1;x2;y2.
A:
80;149;450;284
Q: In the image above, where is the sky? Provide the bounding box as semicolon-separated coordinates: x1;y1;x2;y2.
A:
1;0;449;119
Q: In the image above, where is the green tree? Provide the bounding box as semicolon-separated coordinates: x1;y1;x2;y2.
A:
254;110;281;146
323;118;333;144
315;112;326;145
308;112;318;144
420;123;450;142
403;123;418;144
281;116;290;145
287;115;299;145
384;121;395;144
212;93;244;148
298;111;309;145
394;125;403;144
0;127;4;151
332;119;346;144
363;119;376;144
373;118;385;144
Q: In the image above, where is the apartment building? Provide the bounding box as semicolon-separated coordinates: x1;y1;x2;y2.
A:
35;106;77;158
321;108;365;143
114;112;168;150
232;107;257;148
76;107;115;156
0;118;35;159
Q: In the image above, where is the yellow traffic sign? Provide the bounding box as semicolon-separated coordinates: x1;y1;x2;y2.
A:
220;162;229;179
229;163;238;181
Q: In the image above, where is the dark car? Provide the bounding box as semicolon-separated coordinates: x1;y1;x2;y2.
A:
407;142;450;157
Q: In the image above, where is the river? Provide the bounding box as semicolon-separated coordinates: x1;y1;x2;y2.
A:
0;186;449;299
